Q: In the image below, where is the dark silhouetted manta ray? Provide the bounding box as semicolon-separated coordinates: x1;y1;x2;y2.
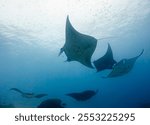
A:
37;98;66;108
105;49;144;78
93;43;117;72
59;16;97;68
10;88;48;99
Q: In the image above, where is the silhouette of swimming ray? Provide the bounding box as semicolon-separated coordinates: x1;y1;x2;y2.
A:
37;98;66;108
10;88;47;99
66;90;98;101
93;43;117;72
59;16;97;68
106;49;144;78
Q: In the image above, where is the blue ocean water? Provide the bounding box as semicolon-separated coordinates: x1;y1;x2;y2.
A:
0;0;150;108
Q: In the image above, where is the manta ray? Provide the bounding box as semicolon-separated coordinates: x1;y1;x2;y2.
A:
106;49;144;78
59;16;97;68
37;98;66;108
66;89;98;101
10;88;48;99
93;43;117;72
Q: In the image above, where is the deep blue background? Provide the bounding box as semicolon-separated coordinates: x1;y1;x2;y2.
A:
0;0;150;108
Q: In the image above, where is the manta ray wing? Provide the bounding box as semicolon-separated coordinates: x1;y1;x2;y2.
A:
93;43;117;72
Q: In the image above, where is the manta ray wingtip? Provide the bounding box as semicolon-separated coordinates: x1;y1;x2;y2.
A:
140;49;144;56
58;48;63;56
136;49;144;58
107;42;110;45
66;15;70;21
107;42;111;49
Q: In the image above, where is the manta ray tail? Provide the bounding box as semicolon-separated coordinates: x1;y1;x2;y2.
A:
97;36;116;41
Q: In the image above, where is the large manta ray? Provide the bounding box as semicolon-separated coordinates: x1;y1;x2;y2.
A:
37;98;66;108
93;43;117;72
66;89;99;101
106;49;144;78
10;88;48;99
59;16;97;68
